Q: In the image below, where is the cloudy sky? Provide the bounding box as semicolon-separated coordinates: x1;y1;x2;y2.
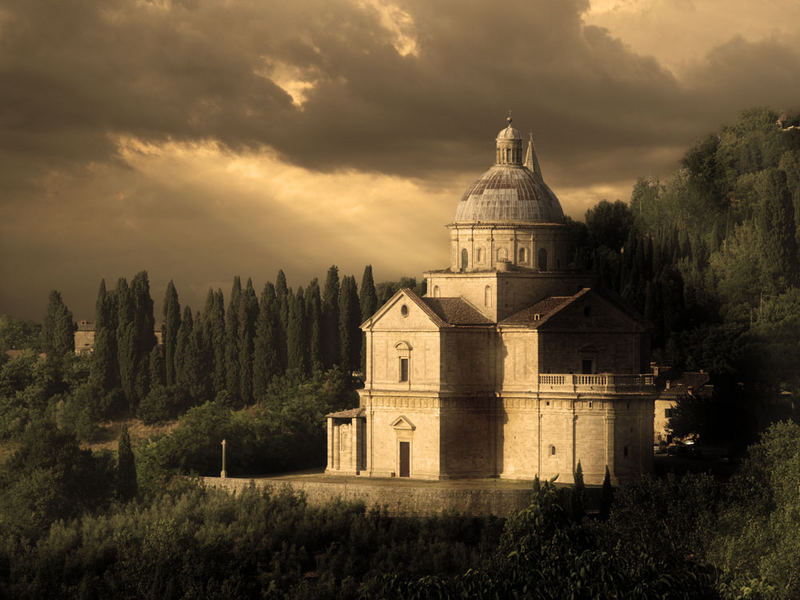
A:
2;0;800;321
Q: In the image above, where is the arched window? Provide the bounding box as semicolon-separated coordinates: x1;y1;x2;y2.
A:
518;247;528;263
395;341;412;383
476;248;484;263
460;248;468;271
538;248;548;270
433;285;440;298
550;445;556;456
484;285;492;307
497;248;508;262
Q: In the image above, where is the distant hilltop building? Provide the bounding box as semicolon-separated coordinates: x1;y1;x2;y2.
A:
74;320;164;355
325;117;656;485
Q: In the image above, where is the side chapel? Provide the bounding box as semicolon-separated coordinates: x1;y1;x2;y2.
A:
326;118;656;485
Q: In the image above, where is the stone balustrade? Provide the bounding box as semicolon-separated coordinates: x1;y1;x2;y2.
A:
537;373;654;394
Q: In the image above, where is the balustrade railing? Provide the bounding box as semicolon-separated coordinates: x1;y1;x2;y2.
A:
537;373;653;392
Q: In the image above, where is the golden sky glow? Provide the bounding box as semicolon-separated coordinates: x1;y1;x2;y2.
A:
2;0;800;319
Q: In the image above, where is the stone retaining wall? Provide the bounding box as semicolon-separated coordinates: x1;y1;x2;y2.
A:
201;476;533;517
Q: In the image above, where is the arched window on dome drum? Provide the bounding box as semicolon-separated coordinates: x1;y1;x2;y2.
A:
538;248;548;270
461;248;468;271
484;285;492;307
518;247;528;264
476;248;483;263
433;285;440;298
497;248;508;262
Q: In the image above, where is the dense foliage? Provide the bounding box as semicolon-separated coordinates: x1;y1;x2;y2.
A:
568;108;800;447
0;421;798;598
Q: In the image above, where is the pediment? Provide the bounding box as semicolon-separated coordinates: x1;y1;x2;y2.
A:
391;415;416;431
361;288;445;332
539;290;645;332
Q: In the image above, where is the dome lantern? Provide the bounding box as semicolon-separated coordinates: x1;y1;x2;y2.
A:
496;116;523;166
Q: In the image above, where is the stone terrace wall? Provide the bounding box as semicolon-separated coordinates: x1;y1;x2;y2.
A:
201;476;533;517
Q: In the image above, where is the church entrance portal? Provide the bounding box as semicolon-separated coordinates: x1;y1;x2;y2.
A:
399;442;410;477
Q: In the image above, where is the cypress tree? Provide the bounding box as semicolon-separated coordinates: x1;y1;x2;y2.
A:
287;288;308;375
359;265;378;372
163;281;181;386
190;310;211;402
600;465;613;520
130;271;156;361
117;425;137;501
757;168;798;287
339;275;360;372
275;269;289;332
91;280;118;391
116;278;136;410
175;306;194;393
41;289;74;357
117;322;137;413
237;279;259;405
148;344;164;388
305;278;323;370
225;277;242;403
571;460;585;521
253;283;279;398
209;289;226;395
321;265;340;368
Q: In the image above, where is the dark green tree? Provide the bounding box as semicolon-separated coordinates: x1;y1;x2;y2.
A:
41;290;74;357
585;199;634;252
286;288;308;375
162;280;181;386
359;265;378;371
321;266;340;368
117;322;137;414
90;280;118;392
225;277;242;403
237;279;259;405
339;275;360;372
130;271;156;400
600;465;613;521
275;270;289;333
253;283;280;398
571;460;585;521
207;289;226;395
273;272;288;374
116;425;137;501
757;168;798;290
148;345;164;388
305;278;323;370
174;307;209;402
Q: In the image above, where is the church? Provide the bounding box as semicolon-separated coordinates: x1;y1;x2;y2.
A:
325;118;655;485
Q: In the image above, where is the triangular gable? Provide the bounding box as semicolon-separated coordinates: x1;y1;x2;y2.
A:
538;288;648;332
500;288;649;332
360;288;447;331
391;415;415;430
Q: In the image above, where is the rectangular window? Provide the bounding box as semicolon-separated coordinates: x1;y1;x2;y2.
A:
665;408;673;418
399;358;409;382
581;359;593;374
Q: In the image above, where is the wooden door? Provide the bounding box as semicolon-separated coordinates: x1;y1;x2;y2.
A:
399;441;410;477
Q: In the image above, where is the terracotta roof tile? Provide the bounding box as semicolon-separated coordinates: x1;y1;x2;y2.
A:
421;298;493;326
326;407;365;419
498;294;578;327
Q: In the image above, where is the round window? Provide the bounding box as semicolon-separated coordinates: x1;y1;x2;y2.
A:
400;304;409;317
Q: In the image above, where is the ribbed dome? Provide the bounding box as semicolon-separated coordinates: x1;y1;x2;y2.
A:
454;165;565;223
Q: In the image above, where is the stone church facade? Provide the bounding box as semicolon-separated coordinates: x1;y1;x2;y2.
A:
326;118;655;485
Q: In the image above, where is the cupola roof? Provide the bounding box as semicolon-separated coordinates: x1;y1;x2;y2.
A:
453;118;564;224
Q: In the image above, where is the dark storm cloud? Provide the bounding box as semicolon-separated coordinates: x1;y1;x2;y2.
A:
3;0;800;319
4;0;796;189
